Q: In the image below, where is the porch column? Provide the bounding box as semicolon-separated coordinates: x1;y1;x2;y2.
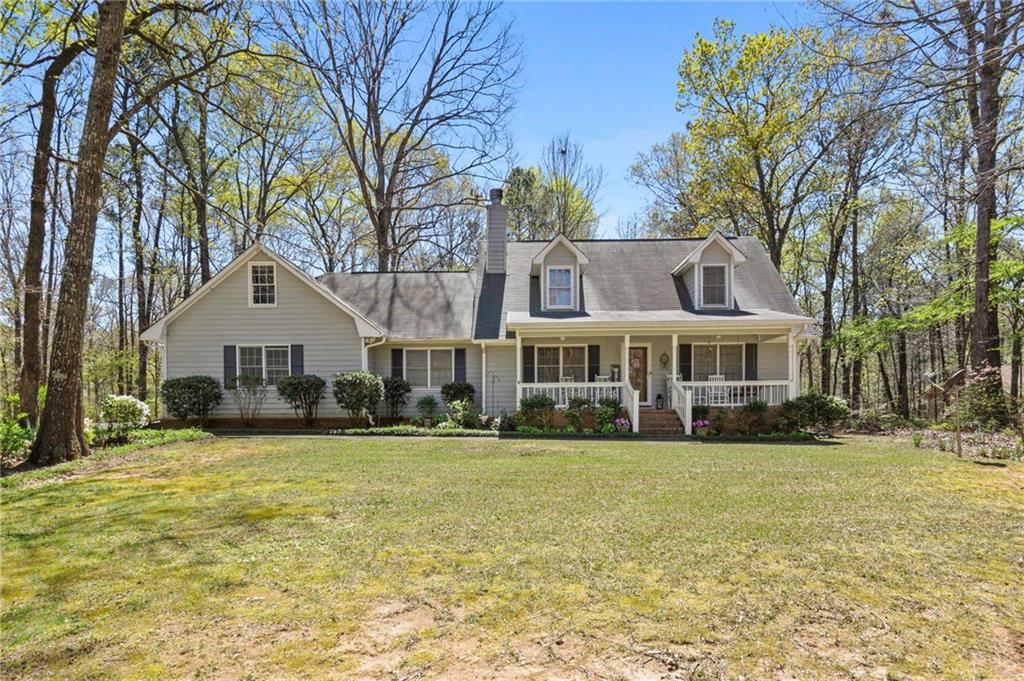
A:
621;334;630;384
670;333;678;380
788;330;798;399
481;342;488;415
515;333;522;408
361;340;369;371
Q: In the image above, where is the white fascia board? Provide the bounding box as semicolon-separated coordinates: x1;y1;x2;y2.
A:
671;230;747;275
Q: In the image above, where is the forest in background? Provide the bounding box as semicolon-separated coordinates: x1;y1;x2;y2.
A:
0;1;1021;463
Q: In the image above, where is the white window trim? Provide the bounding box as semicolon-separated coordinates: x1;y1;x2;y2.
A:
699;263;730;309
402;347;455;389
690;342;745;381
235;344;291;387
248;261;278;308
543;265;576;311
534;344;588;382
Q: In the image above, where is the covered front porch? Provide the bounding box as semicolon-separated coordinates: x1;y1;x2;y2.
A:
512;327;802;435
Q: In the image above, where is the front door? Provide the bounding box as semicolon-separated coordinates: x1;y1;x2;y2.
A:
628;346;648;403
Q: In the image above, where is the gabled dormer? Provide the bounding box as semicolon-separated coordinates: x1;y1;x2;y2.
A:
531;234;590;312
671;231;746;310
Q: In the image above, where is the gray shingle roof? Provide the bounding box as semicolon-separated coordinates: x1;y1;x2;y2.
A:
320;236;806;340
475;236;806;339
317;271;477;339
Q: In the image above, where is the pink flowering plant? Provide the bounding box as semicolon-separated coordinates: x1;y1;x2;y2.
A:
692;418;711;429
614;417;631;432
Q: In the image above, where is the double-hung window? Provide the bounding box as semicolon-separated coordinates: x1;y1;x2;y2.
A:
701;264;727;307
237;345;290;386
546;267;573;309
403;348;454;388
249;263;277;307
536;346;586;382
692;344;743;381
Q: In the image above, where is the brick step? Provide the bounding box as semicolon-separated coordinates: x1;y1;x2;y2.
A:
639;409;685;436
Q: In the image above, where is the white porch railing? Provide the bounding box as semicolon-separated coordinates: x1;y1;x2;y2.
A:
517;382;640;433
668;380;693;435
671;380;789;407
519;382;623;407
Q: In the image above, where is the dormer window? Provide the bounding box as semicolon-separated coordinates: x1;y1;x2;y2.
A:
546;266;573;309
249;262;277;307
701;264;728;307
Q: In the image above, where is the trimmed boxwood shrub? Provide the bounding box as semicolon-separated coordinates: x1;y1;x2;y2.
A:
160;375;222;426
332;371;384;423
276;374;326;426
440;382;475;405
382;376;412;418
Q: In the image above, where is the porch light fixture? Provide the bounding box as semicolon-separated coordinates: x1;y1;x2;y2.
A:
656;394;664;410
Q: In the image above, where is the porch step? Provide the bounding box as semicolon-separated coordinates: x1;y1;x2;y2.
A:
638;409;685;436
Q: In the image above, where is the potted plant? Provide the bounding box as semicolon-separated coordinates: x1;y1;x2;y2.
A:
692;418;711;437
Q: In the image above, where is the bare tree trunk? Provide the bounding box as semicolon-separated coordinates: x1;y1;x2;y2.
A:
1011;334;1021;400
896;331;910;418
20;45;86;424
31;0;126;466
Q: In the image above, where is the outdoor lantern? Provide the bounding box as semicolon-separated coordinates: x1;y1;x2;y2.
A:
656;394;664;410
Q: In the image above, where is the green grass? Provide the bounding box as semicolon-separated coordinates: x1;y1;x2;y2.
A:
0;428;212;489
2;436;1022;679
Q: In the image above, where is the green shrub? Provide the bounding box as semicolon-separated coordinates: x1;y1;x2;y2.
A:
565;397;594;431
691;403;710;420
952;366;1011;431
99;394;151;444
518;393;557;428
1;395;32;462
791;392;850;435
440;382;475;405
445;399;481;429
233;375;268;427
276;374;326;426
382;377;412;418
416;394;439;419
160;375;222;425
332;371;384;423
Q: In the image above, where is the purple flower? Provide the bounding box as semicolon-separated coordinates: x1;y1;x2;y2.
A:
692;419;711;428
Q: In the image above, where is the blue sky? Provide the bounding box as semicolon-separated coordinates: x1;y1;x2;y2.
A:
504;1;815;234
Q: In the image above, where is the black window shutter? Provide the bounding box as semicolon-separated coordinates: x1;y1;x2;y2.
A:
522;345;535;383
744;343;758;380
391;348;404;378
678;344;692;381
454;348;467;382
290;344;304;375
223;345;237;388
587;345;600;382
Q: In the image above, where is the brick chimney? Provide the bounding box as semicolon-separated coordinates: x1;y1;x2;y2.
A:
485;188;507;273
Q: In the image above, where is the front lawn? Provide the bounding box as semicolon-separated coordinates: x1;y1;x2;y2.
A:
2;436;1021;678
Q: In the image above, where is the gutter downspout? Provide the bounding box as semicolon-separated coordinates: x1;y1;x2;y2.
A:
363;337;387;372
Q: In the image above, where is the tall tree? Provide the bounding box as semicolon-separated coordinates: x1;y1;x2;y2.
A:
671;20;839;267
824;0;1024;369
276;0;520;271
31;0;126;465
